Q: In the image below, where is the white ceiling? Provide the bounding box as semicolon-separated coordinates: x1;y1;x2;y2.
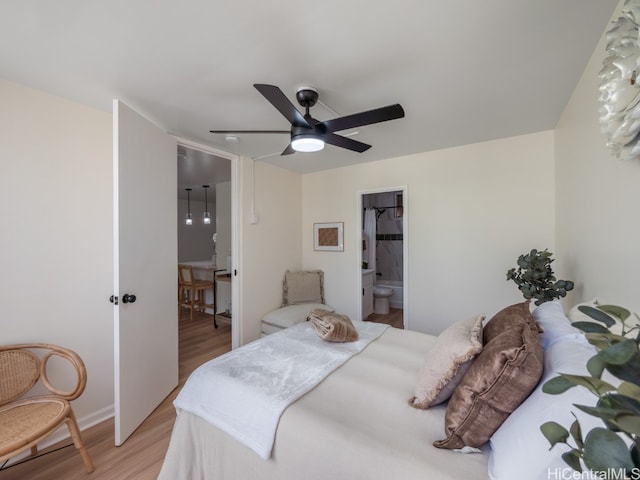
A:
0;1;619;174
177;145;231;201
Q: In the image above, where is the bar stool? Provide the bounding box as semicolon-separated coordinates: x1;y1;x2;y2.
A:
178;264;218;327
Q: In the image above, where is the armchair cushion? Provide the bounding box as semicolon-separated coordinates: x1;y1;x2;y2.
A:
282;270;325;306
262;303;334;334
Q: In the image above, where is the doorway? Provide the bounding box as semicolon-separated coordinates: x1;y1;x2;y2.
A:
360;187;408;329
176;140;240;349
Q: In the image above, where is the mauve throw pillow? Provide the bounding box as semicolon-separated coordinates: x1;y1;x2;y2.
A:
482;300;539;344
409;315;484;409
433;320;543;450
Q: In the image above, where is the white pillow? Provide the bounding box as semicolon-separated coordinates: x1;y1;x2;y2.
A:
533;301;589;350
567;298;637;337
409;314;484;409
262;303;334;329
489;337;600;479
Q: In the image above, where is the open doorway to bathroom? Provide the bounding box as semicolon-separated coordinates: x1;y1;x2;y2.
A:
361;188;407;330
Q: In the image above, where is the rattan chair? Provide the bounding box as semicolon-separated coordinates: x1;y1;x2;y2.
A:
0;343;94;473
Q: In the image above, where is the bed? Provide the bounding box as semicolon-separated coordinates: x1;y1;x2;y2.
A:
159;320;490;480
159;301;599;480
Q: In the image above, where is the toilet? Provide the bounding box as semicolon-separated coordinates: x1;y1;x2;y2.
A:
372;285;394;314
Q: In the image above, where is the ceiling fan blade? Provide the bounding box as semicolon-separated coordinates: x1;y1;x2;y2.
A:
322;104;405;133
325;132;371;153
254;84;311;128
210;129;289;134
281;143;295;156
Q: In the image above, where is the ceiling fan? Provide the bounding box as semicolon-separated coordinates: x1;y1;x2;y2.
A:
210;84;405;155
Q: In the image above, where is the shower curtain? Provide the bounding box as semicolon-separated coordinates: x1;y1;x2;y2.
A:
363;208;376;275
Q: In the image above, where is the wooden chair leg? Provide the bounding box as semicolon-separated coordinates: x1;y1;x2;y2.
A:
65;412;95;473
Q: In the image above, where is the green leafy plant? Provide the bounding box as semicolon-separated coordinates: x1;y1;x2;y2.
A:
540;304;640;474
506;249;575;306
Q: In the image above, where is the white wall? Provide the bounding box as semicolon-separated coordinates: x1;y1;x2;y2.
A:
239;159;303;342
302;132;556;335
0;79;114;425
555;0;640;314
177;197;216;262
216;181;232;268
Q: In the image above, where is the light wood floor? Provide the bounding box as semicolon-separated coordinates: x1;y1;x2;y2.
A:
368;307;404;329
0;311;231;480
0;308;402;480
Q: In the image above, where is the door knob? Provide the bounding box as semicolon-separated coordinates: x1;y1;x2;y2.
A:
122;294;137;304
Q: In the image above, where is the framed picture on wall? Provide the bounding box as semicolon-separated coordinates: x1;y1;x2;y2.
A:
313;222;344;251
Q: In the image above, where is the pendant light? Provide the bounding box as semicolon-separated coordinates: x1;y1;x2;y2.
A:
185;188;193;226
202;184;211;224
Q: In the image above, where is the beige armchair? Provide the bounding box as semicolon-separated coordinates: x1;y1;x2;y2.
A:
0;343;94;473
260;270;334;335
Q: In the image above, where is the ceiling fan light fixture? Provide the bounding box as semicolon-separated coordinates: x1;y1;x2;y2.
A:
291;135;325;153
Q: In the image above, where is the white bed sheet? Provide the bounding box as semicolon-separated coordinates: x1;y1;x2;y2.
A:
173;320;388;459
159;327;490;480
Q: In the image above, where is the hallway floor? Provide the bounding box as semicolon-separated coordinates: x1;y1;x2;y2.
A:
367;307;403;329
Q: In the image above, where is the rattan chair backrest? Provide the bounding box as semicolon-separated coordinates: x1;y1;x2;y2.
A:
0;344;87;405
0;350;40;405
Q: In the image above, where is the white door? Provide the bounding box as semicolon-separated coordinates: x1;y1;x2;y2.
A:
113;100;178;445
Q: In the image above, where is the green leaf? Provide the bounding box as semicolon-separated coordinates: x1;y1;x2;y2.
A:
572;321;611;334
541;421;569;447
607;394;640;418
558;374;615;396
569;416;584;449
583;428;635;471
599;340;638;365
592;394;640;433
575;404;625;422
630;441;640;467
543;375;577;395
578;305;616;327
586;354;605;378
610;415;640;436
562;449;583;472
606;352;640;384
618;382;640;402
598;305;631;323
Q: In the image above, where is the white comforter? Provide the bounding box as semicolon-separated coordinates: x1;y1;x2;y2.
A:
159;327;490;480
173;320;388;459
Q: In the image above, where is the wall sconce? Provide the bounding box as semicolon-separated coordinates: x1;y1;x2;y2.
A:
203;184;211;225
185;188;193;226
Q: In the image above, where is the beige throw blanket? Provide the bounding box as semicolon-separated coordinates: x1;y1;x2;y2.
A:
308;308;359;342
